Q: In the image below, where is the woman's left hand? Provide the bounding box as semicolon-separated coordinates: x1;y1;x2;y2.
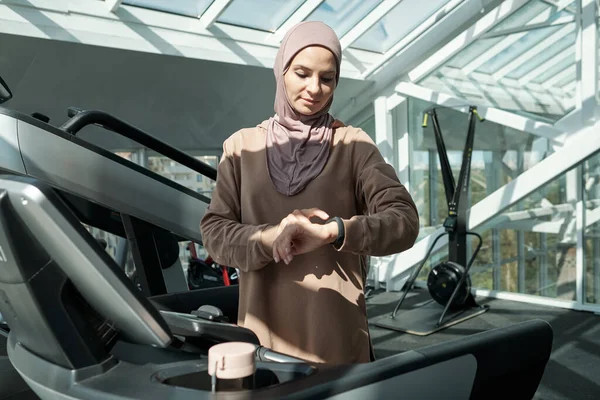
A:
272;208;337;264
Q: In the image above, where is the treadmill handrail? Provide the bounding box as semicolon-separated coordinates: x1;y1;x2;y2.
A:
60;109;217;181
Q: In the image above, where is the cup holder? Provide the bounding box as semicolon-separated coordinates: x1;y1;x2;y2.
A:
155;361;315;392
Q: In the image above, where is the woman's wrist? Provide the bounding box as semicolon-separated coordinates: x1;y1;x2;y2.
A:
325;217;345;247
261;225;279;256
325;220;339;243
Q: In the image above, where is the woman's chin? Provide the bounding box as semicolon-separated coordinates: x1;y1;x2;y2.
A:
295;104;320;116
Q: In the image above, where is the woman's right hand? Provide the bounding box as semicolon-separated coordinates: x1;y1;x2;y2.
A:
270;208;338;264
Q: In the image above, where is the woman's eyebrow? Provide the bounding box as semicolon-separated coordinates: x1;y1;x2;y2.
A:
293;64;336;74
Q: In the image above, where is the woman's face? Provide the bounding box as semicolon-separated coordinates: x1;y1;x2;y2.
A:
284;46;337;116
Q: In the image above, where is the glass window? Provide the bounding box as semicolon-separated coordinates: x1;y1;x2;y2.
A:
304;0;383;38
115;151;136;162
217;0;304;32
408;98;554;233
147;154;218;197
358;115;376;141
411;111;578;301
122;0;214;18
351;0;450;53
584;154;600;304
477;167;578;299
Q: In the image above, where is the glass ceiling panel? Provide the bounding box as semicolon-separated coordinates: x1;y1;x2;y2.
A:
122;0;214;18
506;30;575;80
351;0;450;53
533;54;575;84
304;0;384;38
447;38;504;69
489;0;572;34
217;0;304;32
418;13;577;122
477;26;566;75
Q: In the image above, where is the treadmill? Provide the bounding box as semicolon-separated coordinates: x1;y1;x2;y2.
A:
0;74;243;398
0;175;554;400
0;76;219;297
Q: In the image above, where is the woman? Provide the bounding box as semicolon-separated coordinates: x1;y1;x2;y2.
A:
200;21;419;365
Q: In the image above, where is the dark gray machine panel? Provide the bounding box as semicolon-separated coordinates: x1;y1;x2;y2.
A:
12;116;206;243
8;333;476;400
325;354;476;400
0;177;173;348
0;114;26;175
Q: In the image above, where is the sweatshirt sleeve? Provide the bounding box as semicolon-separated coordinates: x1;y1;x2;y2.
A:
199;139;274;272
337;131;420;256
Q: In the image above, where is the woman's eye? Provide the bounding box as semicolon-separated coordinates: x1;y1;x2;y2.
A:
321;77;334;83
295;72;306;78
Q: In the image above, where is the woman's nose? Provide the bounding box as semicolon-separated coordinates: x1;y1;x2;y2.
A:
306;77;321;95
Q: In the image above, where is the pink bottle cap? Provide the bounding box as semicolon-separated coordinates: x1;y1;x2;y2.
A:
208;342;256;379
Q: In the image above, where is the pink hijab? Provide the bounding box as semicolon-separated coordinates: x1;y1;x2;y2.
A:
266;21;342;196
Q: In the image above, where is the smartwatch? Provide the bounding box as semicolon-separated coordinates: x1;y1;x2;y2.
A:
326;217;345;248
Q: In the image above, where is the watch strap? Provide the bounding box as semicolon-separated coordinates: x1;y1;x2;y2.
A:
326;217;345;248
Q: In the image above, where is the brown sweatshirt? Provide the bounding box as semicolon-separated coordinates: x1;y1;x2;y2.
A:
200;121;419;365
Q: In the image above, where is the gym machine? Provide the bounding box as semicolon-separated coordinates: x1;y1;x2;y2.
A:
0;174;553;400
0;74;227;296
374;105;488;336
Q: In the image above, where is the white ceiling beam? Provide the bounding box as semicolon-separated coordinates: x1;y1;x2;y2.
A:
410;68;570;118
540;0;577;12
578;0;598;124
395;81;566;142
106;0;123;13
408;0;530;84
555;0;577;11
339;0;402;51
492;204;600;232
496;219;565;234
271;0;324;42
198;0;234;28
562;80;577;94
461;7;554;76
489;203;574;223
479;15;576;39
493;23;576;80
0;0;68;12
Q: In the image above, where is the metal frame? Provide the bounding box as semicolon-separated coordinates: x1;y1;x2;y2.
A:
395;82;565;144
106;0;123;13
378;0;600;312
339;0;403;51
386;116;600;292
339;0;507;125
198;0;235;28
407;0;530;84
478;15;576;39
0;0;378;77
271;0;323;42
